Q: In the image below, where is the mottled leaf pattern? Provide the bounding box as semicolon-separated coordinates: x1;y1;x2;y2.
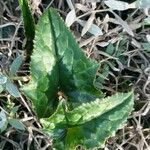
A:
22;9;101;118
42;92;134;149
22;8;134;149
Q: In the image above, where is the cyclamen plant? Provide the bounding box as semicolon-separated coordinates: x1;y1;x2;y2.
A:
19;0;134;149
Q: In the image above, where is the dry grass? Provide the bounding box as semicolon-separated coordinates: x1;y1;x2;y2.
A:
0;0;150;150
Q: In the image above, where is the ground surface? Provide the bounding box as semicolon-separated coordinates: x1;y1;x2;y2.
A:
0;0;150;150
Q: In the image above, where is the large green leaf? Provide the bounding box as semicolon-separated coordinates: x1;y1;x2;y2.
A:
41;92;133;127
22;9;102;118
42;92;134;150
22;8;134;149
22;9;59;117
66;91;133;125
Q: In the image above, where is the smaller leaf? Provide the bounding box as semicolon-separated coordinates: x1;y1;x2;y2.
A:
19;0;35;40
0;111;8;133
10;55;23;76
141;43;150;52
81;12;95;36
66;0;75;10
104;0;135;11
78;19;103;36
143;17;150;25
96;63;109;86
0;74;7;85
65;9;76;27
19;0;35;56
6;80;20;97
136;0;150;9
8;119;25;130
106;43;115;55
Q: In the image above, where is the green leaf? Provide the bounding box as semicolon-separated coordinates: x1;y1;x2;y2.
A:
8;119;25;130
21;8;134;149
96;63;109;89
66;92;133;125
10;55;23;76
144;17;150;25
104;0;132;11
49;9;102;105
40;100;67;130
22;8;102;118
19;0;35;40
141;42;150;52
42;92;133;127
6;80;20;97
0;74;7;85
136;0;150;9
0;74;7;93
43;92;134;150
0;111;8;133
105;43;115;55
19;0;35;56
